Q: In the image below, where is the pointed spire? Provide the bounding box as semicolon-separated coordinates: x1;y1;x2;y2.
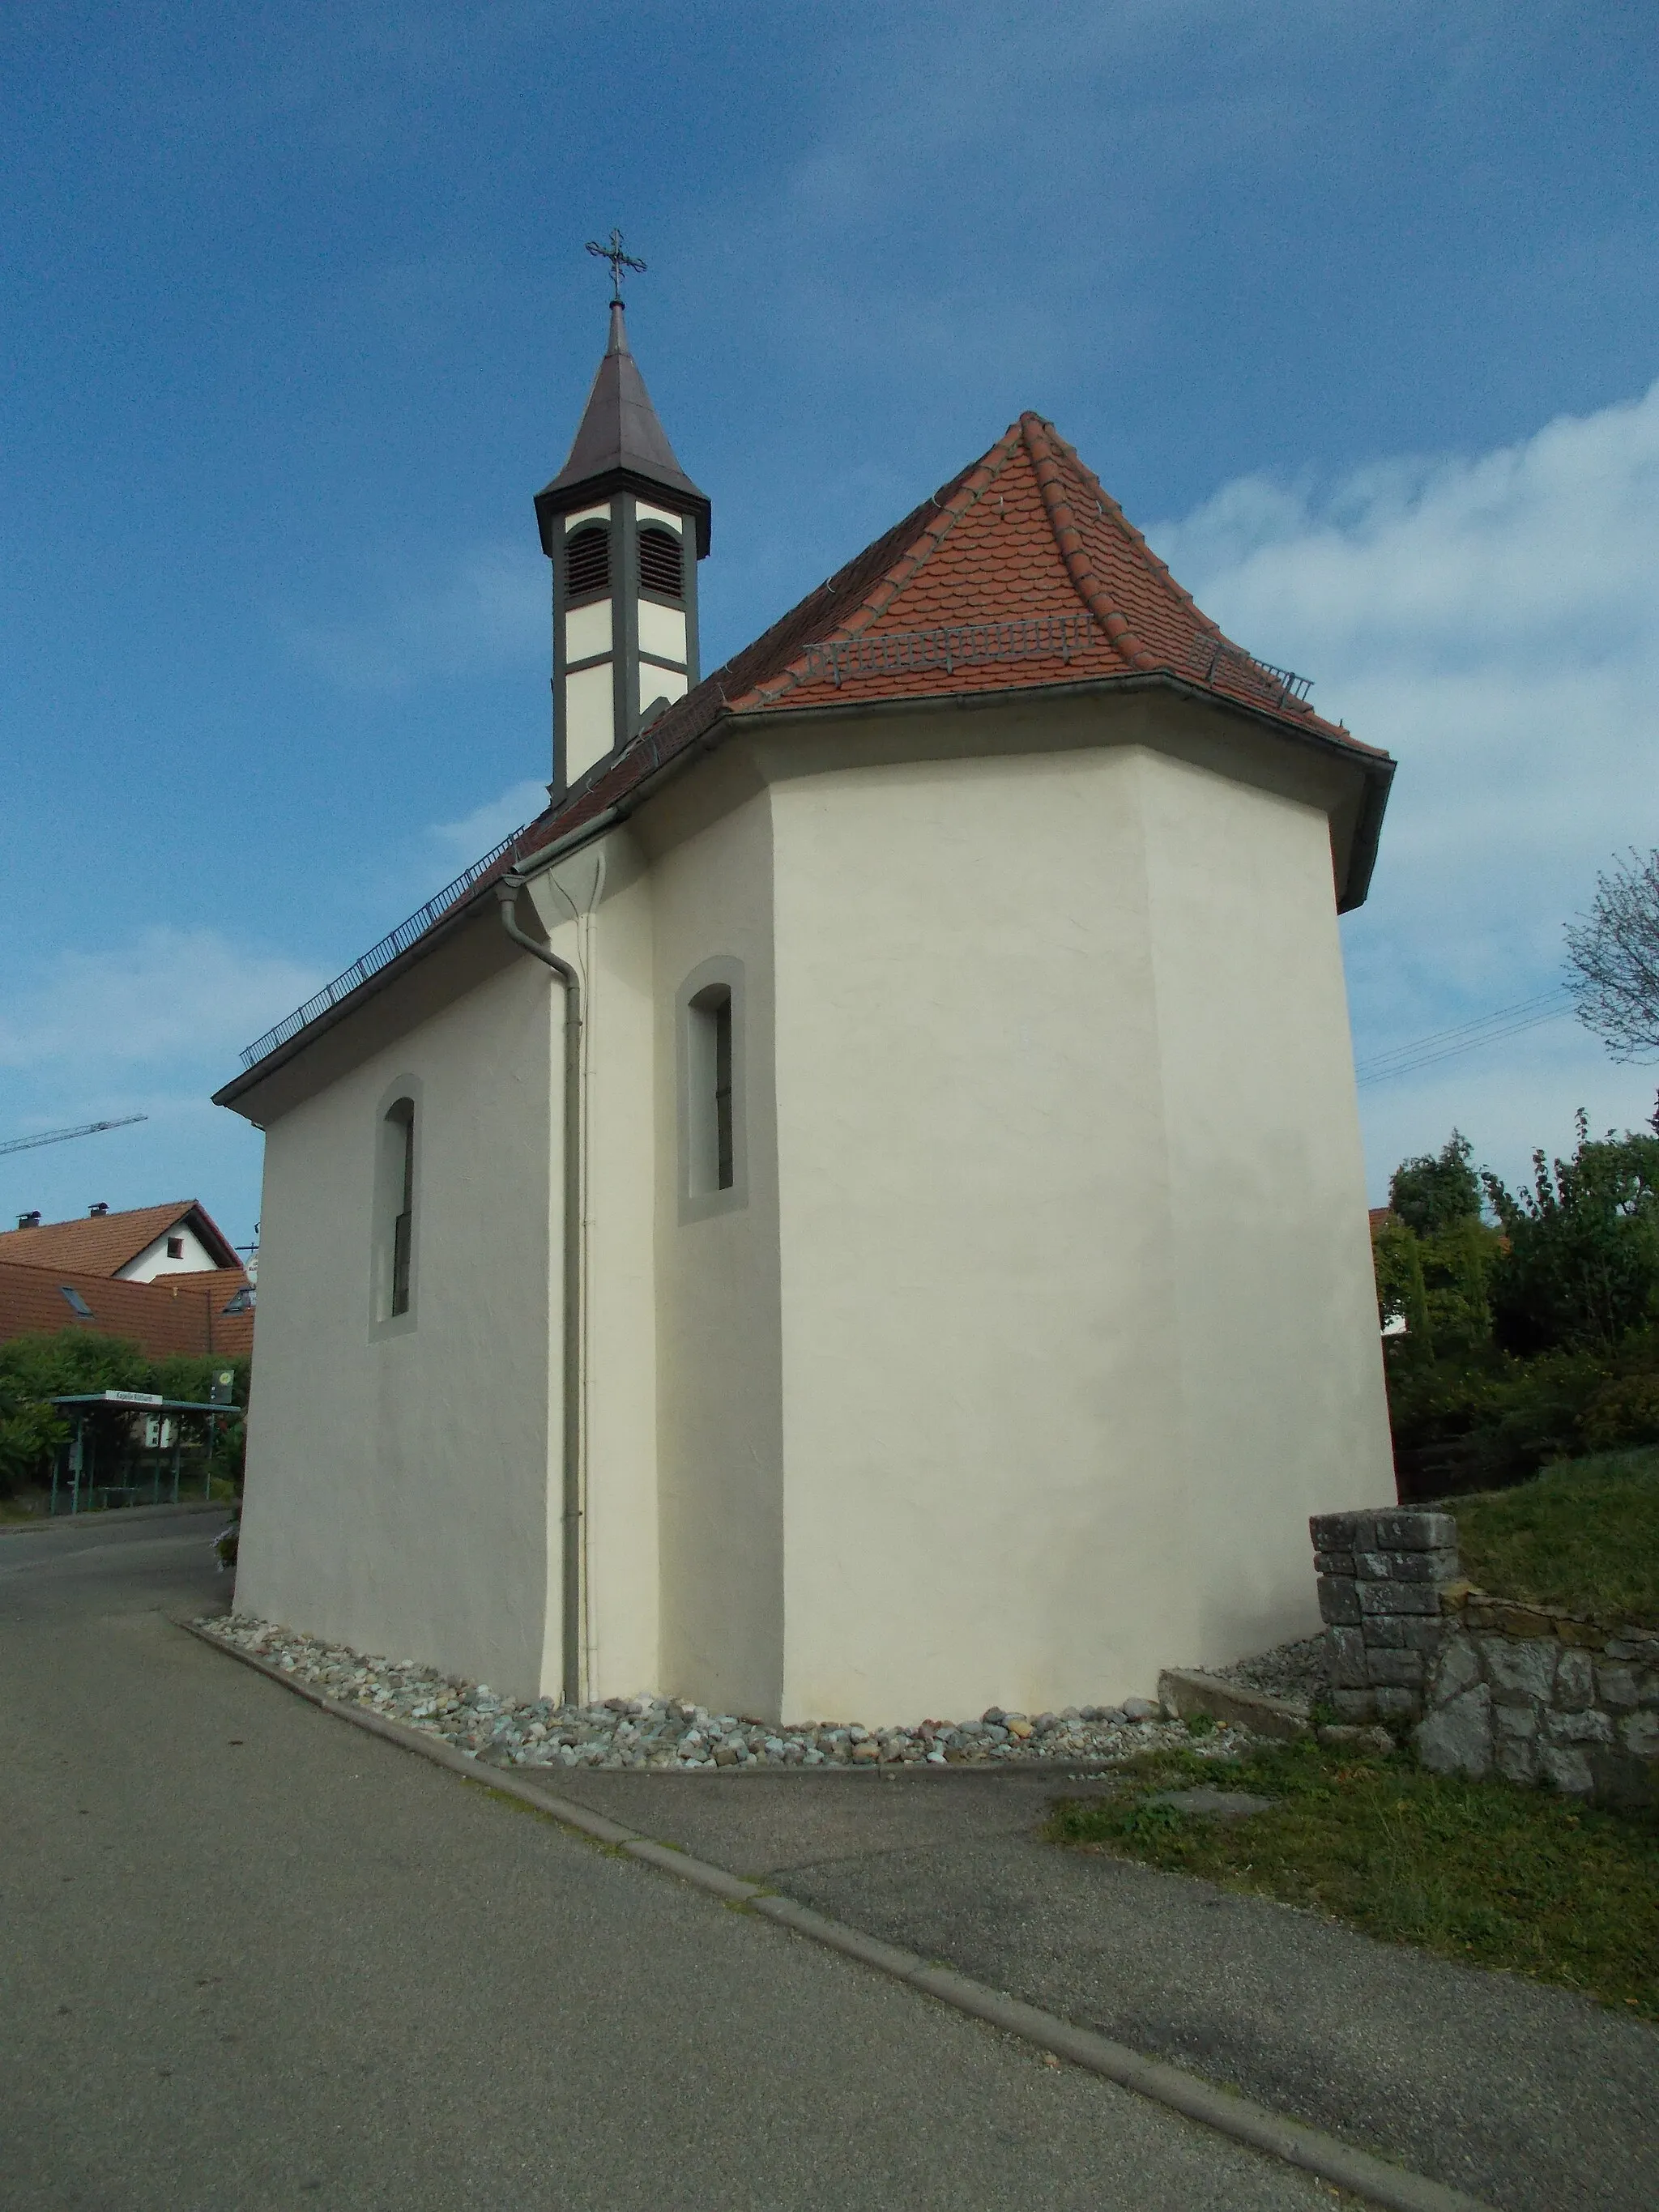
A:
535;302;710;556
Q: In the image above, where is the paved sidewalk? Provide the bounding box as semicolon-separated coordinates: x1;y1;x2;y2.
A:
522;1762;1657;2212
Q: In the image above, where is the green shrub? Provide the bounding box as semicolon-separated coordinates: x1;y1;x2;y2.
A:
1483;1116;1659;1355
0;1330;251;1494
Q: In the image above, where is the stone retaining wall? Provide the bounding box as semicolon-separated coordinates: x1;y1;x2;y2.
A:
1310;1508;1459;1725
1310;1507;1659;1809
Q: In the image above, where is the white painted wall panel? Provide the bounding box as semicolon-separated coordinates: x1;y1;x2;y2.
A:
565;598;612;663
564;662;614;782
636;601;686;666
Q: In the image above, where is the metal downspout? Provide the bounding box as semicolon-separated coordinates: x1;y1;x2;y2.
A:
496;872;584;1708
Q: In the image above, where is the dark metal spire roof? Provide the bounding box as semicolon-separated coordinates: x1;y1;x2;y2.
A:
535;301;710;556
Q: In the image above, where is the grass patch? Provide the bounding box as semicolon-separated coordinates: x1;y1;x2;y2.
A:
1049;1737;1659;2018
1452;1446;1659;1625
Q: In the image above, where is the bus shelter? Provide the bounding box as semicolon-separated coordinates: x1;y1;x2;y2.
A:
49;1387;244;1515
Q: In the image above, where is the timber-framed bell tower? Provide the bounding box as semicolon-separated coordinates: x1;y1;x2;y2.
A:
535;238;710;792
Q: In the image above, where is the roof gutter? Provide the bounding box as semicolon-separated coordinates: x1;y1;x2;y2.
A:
717;670;1395;911
213;809;627;1111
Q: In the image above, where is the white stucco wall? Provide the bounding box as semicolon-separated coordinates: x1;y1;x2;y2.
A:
1139;747;1394;1670
119;1221;223;1281
228;681;1388;1731
761;730;1389;1724
646;766;786;1720
234;950;560;1699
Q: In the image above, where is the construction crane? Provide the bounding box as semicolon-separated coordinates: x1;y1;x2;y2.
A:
0;1114;149;1159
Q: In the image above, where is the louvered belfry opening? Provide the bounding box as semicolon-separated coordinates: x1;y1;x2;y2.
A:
638;525;683;600
565;523;610;601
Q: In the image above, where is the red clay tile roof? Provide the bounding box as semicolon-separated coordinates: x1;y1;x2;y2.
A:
219;411;1396;1102
482;408;1388;876
0;1259;254;1362
0;1201;242;1277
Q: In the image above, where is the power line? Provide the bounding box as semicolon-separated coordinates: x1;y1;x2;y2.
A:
1355;991;1573;1087
0;1114;149;1158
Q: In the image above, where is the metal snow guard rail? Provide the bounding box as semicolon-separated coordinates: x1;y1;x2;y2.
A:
237;826;530;1071
800;614;1314;710
1194;637;1314;705
802;612;1104;687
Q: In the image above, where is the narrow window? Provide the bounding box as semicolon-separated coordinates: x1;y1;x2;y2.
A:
374;1094;417;1326
165;1234;185;1259
712;991;734;1190
389;1102;415;1315
638;525;682;599
689;984;734;1194
565;523;610;600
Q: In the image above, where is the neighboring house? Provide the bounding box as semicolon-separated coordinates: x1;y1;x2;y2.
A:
0;1200;253;1362
215;302;1397;1723
0;1259;254;1362
0;1199;243;1282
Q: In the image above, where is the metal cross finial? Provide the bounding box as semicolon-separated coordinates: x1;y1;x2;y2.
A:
586;228;646;303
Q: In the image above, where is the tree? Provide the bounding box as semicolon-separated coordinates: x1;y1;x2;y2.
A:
1388;1131;1483;1235
0;1371;66;1497
1482;1113;1659;1354
1564;847;1659;1062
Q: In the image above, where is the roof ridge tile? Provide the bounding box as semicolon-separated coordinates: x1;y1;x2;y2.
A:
1021;413;1159;671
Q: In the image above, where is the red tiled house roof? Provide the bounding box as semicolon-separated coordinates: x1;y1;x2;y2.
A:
0;1259;254;1362
219;411;1393;1102
0;1201;242;1277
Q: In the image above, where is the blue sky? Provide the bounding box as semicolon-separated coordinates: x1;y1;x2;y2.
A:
3;0;1657;1251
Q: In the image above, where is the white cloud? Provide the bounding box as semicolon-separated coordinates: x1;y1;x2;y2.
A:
0;929;323;1072
1146;381;1659;1193
429;778;549;872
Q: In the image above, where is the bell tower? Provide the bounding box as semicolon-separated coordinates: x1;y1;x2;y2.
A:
535;245;710;792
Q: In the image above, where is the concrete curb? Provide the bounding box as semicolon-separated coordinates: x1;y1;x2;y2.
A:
180;1618;1494;2212
1;1499;226;1539
1158;1667;1311;1741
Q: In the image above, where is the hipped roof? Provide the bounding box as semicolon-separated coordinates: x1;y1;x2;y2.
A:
219;409;1393;1106
513;407;1388;879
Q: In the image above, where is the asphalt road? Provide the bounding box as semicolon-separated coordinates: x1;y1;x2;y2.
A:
0;1511;1332;2212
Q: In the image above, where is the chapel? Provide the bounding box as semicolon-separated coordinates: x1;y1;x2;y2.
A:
218;296;1397;1723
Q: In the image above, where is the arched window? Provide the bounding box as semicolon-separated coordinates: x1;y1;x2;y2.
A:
376;1097;416;1322
678;960;744;1217
565;523;610;600
638;525;682;600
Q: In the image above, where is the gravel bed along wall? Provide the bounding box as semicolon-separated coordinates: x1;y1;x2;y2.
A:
198;1613;1252;1771
1205;1634;1329;1712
